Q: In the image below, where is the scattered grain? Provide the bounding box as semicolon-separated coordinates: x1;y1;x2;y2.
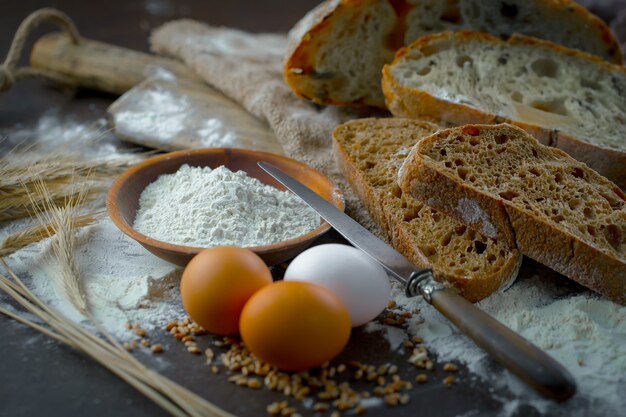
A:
281;406;296;416
313;402;329;412
443;363;458;372
384;393;399;406
248;379;262;389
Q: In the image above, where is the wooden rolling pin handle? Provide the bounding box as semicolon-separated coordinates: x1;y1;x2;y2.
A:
30;32;202;95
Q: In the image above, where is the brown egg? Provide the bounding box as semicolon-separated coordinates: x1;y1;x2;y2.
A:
240;280;351;371
180;246;272;335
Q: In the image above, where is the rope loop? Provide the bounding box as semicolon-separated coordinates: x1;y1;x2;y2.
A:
0;8;80;92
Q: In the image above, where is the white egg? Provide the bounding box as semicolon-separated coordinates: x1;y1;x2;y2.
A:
284;244;391;327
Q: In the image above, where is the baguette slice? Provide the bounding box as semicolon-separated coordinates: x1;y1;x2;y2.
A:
383;32;626;190
285;0;623;108
398;123;626;304
333;118;521;302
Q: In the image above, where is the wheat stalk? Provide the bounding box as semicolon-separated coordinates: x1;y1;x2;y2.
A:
0;154;139;189
0;262;224;417
0;212;100;257
0;179;233;417
0;183;106;222
0;146;235;415
0;148;143;222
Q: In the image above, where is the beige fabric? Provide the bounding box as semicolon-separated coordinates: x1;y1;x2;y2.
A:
150;20;386;229
108;77;283;154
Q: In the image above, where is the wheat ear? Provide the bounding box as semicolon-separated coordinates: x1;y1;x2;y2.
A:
0;213;100;257
0;180;233;416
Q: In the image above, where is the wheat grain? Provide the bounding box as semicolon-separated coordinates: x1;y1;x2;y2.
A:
0;180;233;417
0;149;142;221
0;153;140;191
0;266;195;417
30;180;233;417
0;262;235;417
0;212;100;257
0;157;236;416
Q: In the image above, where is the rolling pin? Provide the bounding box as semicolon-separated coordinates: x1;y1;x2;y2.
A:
28;31;283;154
2;9;282;154
30;32;202;95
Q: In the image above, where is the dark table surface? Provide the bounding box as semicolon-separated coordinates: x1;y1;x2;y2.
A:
0;1;624;417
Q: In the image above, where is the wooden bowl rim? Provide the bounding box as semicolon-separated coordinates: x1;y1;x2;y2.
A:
107;148;344;257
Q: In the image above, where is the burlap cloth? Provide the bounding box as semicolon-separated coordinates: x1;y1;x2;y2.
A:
150;20;386;231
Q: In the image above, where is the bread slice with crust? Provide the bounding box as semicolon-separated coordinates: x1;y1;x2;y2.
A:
383;31;626;190
285;0;623;108
398;123;626;304
333;118;522;302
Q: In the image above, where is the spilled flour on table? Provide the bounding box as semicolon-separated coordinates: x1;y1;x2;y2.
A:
384;266;626;417
1;112;162;340
1;108;141;161
7;218;185;341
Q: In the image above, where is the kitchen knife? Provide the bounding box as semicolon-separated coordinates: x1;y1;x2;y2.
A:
258;161;576;401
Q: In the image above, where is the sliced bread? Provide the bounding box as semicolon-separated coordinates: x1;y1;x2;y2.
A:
398;123;626;304
333;118;521;302
383;31;626;190
285;0;623;108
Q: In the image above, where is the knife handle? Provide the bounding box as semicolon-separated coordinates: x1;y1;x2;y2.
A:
407;271;576;401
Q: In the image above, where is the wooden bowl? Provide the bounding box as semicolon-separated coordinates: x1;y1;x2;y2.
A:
107;148;344;266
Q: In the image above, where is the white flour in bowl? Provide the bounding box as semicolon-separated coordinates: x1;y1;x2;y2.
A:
133;164;320;247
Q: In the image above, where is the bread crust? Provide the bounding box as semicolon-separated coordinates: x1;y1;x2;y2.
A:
284;0;386;107
333;130;391;234
286;0;623;108
549;0;624;63
383;31;626;191
333;118;522;302
398;123;626;304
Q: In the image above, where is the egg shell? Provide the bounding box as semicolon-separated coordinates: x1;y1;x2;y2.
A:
240;280;351;371
180;246;273;335
284;244;391;327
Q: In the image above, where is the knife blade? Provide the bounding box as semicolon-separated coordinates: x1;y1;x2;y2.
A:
258;161;576;401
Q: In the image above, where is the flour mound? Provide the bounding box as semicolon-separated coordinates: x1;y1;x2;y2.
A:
133;164;319;247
